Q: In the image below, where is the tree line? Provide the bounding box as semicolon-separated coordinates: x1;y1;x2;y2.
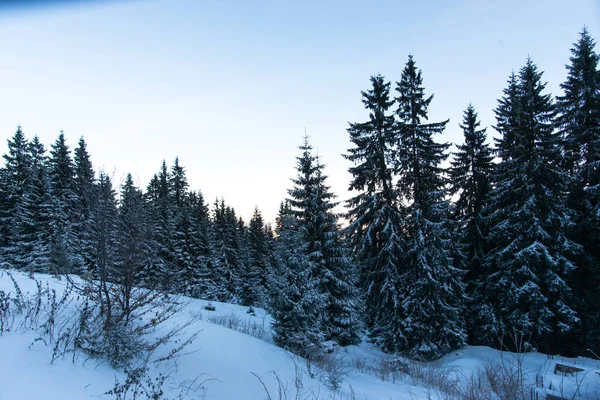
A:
1;27;598;361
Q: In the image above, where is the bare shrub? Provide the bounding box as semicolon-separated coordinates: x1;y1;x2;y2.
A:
107;365;214;400
375;357;402;382
458;368;493;400
204;312;270;342
252;369;358;400
405;361;460;398
347;355;376;375
484;359;527;400
313;353;349;391
482;329;533;400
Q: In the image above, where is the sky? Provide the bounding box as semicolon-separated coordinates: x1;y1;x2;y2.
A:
0;0;599;223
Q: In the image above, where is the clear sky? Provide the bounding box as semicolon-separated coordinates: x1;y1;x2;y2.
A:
1;0;599;223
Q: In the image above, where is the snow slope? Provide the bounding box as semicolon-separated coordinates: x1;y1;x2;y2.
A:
1;271;599;400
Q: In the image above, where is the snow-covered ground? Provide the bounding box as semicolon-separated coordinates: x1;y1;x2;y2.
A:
1;271;599;400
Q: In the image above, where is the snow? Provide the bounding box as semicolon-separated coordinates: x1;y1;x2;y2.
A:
1;271;600;400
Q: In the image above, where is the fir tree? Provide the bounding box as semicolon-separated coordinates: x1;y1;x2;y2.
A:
171;201;196;295
312;156;361;346
117;174;150;300
0;126;30;257
449;104;494;321
393;55;466;360
242;207;269;306
236;216;252;302
289;137;360;345
144;161;173;289
480;59;579;353
210;198;239;301
170;156;188;209
270;204;322;355
48;132;79;274
344;75;405;348
493;72;522;162
73;137;98;274
556;27;600;354
11;136;53;273
169;157;193;294
187;190;215;298
91;172;119;284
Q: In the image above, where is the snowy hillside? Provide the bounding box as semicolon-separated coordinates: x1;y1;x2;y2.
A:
1;271;599;400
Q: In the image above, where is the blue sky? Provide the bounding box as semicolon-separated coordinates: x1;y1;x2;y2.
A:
1;0;598;223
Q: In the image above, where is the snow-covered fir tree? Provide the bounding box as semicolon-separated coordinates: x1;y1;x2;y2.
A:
344;75;405;351
556;27;600;355
478;59;579;353
288;136;360;346
312;156;361;346
187;190;216;299
211;198;242;301
48;132;80;274
91;171;119;284
116;173;152;305
10;136;53;273
450;104;493;278
169;157;197;295
449;104;494;340
270;203;323;356
73;137;98;274
0;126;31;258
144;161;173;289
242;207;270;306
393;55;467;360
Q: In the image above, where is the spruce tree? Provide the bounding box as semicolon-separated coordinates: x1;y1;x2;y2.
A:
493;72;522;162
226;205;244;299
393;55;466;360
187;190;215;298
210;198;239;301
0;126;30;257
92;172;119;284
48;132;79;274
344;75;405;349
312;156;361;346
169;157;194;294
116;173;151;307
556;27;600;354
11;136;53;273
480;59;579;353
449;104;494;328
73;137;98;274
144;161;173;289
242;207;269;306
289;137;360;345
170;157;188;209
171;201;196;295
270;204;322;355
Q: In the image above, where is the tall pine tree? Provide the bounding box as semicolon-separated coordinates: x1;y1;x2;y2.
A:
556;27;600;355
289;137;360;345
479;59;579;353
393;55;466;360
449;104;494;336
11;136;53;273
344;75;405;350
73;137;98;274
48;132;79;274
270;202;322;355
0;126;30;259
242;207;270;306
